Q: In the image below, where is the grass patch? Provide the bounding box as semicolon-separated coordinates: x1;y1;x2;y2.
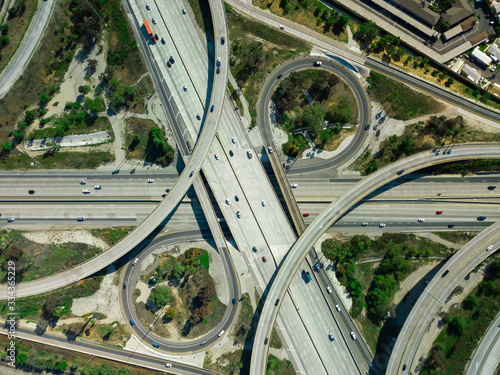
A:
267;354;296;375
421;256;500;374
30;113;112;139
232;293;254;346
204;350;252;374
0;230;102;282
367;72;443;120
90;227;133;245
270;327;283;349
434;232;478;245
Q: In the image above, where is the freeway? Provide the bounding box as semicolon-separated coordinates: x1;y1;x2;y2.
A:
0;328;218;375
0;0;229;299
386;222;500;374
250;144;500;375
0;0;56;98
257;56;370;175
465;312;500;375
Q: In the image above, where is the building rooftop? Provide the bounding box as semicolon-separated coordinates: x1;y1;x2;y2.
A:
392;0;440;27
471;47;493;66
442;0;473;27
487;43;500;58
460;64;481;82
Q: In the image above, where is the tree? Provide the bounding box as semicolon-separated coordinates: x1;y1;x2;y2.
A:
7;7;17;18
88;59;98;72
355;21;378;44
149;285;170;308
133;134;141;143
0;24;8;35
84;97;105;113
54;361;68;371
1;141;12;151
17;121;27;131
446;77;454;86
109;77;119;91
79;85;91;95
25;110;35;124
463;295;479;310
39;92;51;105
172;261;185;279
164;308;176;320
13;130;24;141
448;316;466;336
0;35;9;47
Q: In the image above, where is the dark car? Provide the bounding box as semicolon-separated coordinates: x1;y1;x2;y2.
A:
189;170;194;177
402;365;407;371
130;319;134;326
161;38;165;44
448;224;455;228
169;56;175;64
221;36;225;45
152;342;159;348
441;270;449;278
397;169;405;175
477;216;487;221
210;104;215;112
28;190;35;194
229;150;234;157
216;66;220;74
264;337;269;345
275;299;280;306
162;193;167;197
232;298;236;305
154;34;158;40
277;73;283;79
488;186;496;190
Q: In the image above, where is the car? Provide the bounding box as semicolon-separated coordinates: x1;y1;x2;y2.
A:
229;150;234;157
231;137;236;144
165;363;172;368
216;66;220;74
234;195;239;202
261;200;265;207
397;169;405;175
146;4;150;10
303;213;309;217
132;258;139;266
200;341;207;346
215;154;220;160
80;180;86;185
152;18;157;24
7;218;14;223
247;150;253;158
335;305;341;312
152;342;159;348
130;319;135;325
277;73;283;79
350;332;356;340
448;224;455;228
162;193;167;198
217;57;221;66
94;185;101;189
329;333;334;341
196;114;201;120
252;246;257;252
279;25;284;29
232;298;236;304
264;337;269;345
379;223;386;227
189;170;194;177
262;256;267;262
275;299;280;306
487;245;493;251
492;67;496;72
218;330;225;337
28;190;35;194
436;211;443;215
441;270;449;278
123;282;127;288
147;179;154;183
361;222;368;226
182;8;186;14
77;217;85;222
210;104;215;112
477;216;487;221
236;211;241;218
488;186;496;190
183;85;188;91
375;130;381;137
82;189;90;194
291;184;298;188
167;61;172;68
226;198;231;205
154;34;158;40
402;364;407;371
326;286;332;294
221;36;225;45
314;61;322;66
418;218;425;222
169;56;175;64
161;38;165;44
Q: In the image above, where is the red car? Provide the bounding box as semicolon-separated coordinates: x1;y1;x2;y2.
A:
262;256;267;263
436;211;443;215
167;61;171;68
303;213;310;217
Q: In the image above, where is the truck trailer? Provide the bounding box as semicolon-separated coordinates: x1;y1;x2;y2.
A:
143;20;155;44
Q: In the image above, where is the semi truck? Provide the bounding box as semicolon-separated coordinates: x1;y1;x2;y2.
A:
143;20;155;44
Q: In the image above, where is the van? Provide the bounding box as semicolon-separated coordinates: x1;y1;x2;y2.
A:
218;330;225;337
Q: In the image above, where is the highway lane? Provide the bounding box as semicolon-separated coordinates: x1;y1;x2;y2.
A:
465;313;500;375
0;328;217;375
250;144;500;375
0;0;229;299
257;56;370;176
119;231;240;353
386;222;500;374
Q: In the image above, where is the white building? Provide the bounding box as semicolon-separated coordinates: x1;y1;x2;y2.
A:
460;64;482;83
471;47;493;67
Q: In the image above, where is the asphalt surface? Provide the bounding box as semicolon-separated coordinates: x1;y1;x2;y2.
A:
0;329;217;375
119;230;240;353
465;313;500;375
257;56;370;176
250;144;500;375
386;222;500;374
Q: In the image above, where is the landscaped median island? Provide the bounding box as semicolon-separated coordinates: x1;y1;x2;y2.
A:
272;69;359;158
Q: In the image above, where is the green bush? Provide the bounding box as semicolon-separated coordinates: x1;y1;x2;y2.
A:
149;285;170;308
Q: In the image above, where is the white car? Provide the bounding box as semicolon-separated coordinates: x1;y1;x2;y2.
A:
261;200;265;207
231;137;236;144
326;286;332;294
132;258;139;266
268;146;273;153
146;4;150;10
165;363;172;368
152;18;157;24
329;333;334;341
183;85;187;91
182;8;186;14
487;245;493;251
314;61;322;66
335;305;341;312
418;218;425;222
279;25;284;30
291;184;298;188
215;154;219;160
82;189;90;194
361;222;368;226
350;332;356;340
236;211;241;218
147;179;154;183
218;330;225;337
379;223;386;228
226;198;231;205
94;185;101;190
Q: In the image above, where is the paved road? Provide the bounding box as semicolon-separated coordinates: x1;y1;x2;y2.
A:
465;313;500;375
386;222;500;374
250;144;500;375
0;0;56;98
0;328;217;375
257;56;370;175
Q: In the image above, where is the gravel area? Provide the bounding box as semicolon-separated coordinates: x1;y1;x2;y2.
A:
24;131;112;150
22;230;108;250
301;135;355;160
